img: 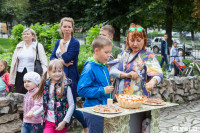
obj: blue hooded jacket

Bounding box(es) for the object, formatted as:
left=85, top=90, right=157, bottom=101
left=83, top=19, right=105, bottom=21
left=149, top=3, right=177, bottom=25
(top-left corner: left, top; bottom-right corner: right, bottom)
left=77, top=57, right=112, bottom=108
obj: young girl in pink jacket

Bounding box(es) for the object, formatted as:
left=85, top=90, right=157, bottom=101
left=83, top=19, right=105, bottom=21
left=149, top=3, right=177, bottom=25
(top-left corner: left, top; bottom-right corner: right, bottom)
left=0, top=60, right=10, bottom=97
left=21, top=72, right=43, bottom=133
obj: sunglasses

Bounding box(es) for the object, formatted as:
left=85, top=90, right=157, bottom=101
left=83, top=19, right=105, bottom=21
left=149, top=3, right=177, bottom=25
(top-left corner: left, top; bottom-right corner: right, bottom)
left=129, top=27, right=143, bottom=32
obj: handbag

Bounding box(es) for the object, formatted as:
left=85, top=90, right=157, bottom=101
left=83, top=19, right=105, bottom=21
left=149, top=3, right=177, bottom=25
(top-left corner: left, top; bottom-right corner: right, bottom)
left=34, top=43, right=43, bottom=76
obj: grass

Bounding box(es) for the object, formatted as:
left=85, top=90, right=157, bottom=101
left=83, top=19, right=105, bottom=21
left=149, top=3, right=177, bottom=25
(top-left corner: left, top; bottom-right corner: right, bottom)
left=0, top=38, right=13, bottom=49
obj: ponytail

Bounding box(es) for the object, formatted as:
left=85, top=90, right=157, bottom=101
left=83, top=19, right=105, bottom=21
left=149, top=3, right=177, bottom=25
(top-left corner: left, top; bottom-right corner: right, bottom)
left=33, top=71, right=47, bottom=100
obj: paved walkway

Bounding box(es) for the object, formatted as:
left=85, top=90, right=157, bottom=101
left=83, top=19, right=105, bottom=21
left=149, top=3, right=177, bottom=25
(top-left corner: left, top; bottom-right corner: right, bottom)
left=159, top=100, right=200, bottom=133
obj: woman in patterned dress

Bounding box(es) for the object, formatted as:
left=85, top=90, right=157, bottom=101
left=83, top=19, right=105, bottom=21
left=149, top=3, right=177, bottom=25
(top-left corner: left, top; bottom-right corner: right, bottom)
left=109, top=23, right=163, bottom=97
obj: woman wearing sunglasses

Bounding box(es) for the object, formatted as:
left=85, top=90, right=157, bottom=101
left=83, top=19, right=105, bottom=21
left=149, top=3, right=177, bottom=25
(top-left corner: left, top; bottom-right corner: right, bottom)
left=109, top=23, right=163, bottom=132
left=109, top=23, right=163, bottom=97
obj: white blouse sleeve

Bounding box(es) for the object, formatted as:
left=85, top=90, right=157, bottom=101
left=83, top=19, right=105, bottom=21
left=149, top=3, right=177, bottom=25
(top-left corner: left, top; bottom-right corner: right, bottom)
left=63, top=86, right=75, bottom=123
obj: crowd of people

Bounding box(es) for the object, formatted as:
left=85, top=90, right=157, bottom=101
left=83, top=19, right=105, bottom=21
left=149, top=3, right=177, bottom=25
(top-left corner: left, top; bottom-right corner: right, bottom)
left=0, top=16, right=185, bottom=133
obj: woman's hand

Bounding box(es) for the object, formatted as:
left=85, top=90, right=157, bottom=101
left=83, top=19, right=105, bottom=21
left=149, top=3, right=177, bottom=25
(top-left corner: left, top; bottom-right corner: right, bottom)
left=56, top=120, right=66, bottom=131
left=59, top=39, right=68, bottom=54
left=128, top=71, right=138, bottom=80
left=58, top=58, right=73, bottom=67
left=120, top=71, right=138, bottom=80
left=26, top=110, right=34, bottom=118
left=145, top=78, right=157, bottom=93
left=64, top=61, right=73, bottom=67
left=59, top=39, right=67, bottom=46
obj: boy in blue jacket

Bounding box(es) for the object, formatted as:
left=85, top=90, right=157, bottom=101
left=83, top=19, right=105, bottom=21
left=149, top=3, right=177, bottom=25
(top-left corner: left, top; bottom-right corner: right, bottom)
left=77, top=36, right=114, bottom=133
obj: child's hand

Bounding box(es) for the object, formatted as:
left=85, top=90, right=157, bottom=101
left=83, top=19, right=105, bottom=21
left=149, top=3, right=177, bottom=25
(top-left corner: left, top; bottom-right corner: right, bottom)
left=26, top=110, right=34, bottom=118
left=104, top=86, right=114, bottom=94
left=56, top=120, right=66, bottom=131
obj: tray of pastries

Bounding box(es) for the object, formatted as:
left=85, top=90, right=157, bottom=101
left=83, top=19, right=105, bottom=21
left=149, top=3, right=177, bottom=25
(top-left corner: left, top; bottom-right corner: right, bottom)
left=116, top=94, right=146, bottom=109
left=143, top=98, right=165, bottom=106
left=92, top=104, right=123, bottom=114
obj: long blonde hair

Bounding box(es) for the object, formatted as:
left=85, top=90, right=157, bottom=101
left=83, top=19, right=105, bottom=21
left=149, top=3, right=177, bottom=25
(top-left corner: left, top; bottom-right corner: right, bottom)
left=33, top=59, right=66, bottom=100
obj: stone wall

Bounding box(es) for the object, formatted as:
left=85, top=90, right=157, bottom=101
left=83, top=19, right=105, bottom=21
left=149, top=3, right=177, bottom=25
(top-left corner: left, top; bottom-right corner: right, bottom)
left=0, top=76, right=199, bottom=132
left=152, top=76, right=200, bottom=103
left=0, top=93, right=84, bottom=133
left=0, top=93, right=24, bottom=133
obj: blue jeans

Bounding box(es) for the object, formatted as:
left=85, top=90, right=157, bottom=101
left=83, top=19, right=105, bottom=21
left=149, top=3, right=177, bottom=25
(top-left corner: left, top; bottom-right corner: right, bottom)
left=73, top=109, right=87, bottom=128
left=160, top=55, right=168, bottom=67
left=83, top=112, right=104, bottom=133
left=21, top=123, right=43, bottom=133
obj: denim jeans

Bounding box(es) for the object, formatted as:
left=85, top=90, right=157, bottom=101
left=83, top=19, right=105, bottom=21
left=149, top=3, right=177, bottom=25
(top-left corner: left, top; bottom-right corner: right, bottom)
left=160, top=54, right=169, bottom=67
left=21, top=123, right=43, bottom=133
left=83, top=112, right=104, bottom=133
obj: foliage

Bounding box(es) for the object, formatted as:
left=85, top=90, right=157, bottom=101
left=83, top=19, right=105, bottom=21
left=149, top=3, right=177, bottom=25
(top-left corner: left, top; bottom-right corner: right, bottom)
left=112, top=45, right=122, bottom=58
left=30, top=23, right=60, bottom=53
left=0, top=0, right=29, bottom=27
left=192, top=0, right=200, bottom=18
left=78, top=45, right=93, bottom=75
left=11, top=24, right=25, bottom=43
left=24, top=0, right=88, bottom=26
left=0, top=52, right=13, bottom=71
left=0, top=46, right=4, bottom=54
left=86, top=24, right=101, bottom=45
left=10, top=23, right=60, bottom=54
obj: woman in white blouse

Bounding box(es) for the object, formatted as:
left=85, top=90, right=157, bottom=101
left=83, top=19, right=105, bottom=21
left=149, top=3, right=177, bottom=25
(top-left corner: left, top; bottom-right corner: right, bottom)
left=9, top=28, right=48, bottom=94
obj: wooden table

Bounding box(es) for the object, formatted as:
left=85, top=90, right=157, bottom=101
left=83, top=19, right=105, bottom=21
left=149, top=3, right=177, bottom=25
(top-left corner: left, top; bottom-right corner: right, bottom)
left=78, top=102, right=179, bottom=133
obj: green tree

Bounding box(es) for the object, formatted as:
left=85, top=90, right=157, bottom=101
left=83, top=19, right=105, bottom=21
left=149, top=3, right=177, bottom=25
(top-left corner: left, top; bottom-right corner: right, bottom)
left=0, top=0, right=29, bottom=30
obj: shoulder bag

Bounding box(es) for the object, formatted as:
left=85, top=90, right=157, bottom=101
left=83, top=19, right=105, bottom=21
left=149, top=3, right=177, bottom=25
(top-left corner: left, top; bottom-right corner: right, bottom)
left=34, top=43, right=43, bottom=76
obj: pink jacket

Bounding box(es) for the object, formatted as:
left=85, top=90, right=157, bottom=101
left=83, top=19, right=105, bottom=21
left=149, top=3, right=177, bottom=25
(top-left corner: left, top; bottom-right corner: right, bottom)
left=2, top=72, right=10, bottom=92
left=23, top=87, right=43, bottom=124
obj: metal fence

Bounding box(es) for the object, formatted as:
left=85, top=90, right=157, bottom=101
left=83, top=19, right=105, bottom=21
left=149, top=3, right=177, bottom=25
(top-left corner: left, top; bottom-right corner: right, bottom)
left=184, top=43, right=200, bottom=60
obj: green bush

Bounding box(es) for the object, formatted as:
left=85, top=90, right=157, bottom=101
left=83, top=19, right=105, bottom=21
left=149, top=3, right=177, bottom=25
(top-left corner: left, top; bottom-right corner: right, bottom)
left=30, top=23, right=60, bottom=53
left=78, top=45, right=93, bottom=75
left=0, top=52, right=13, bottom=72
left=11, top=24, right=25, bottom=43
left=0, top=46, right=4, bottom=54
left=86, top=24, right=102, bottom=45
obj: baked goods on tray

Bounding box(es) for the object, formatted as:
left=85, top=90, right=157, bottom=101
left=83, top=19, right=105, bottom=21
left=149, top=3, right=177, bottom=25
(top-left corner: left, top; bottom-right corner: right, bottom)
left=93, top=104, right=123, bottom=113
left=143, top=98, right=165, bottom=105
left=116, top=94, right=146, bottom=109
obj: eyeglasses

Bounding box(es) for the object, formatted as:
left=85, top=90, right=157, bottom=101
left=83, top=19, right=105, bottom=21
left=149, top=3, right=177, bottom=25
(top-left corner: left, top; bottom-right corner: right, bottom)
left=129, top=27, right=143, bottom=32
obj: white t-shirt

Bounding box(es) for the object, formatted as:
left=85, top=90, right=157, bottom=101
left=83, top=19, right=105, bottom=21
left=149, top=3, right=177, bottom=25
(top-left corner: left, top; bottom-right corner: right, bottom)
left=17, top=42, right=35, bottom=72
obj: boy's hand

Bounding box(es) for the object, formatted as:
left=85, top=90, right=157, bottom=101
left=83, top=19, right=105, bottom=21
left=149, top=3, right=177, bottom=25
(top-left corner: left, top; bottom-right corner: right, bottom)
left=26, top=110, right=34, bottom=118
left=104, top=86, right=114, bottom=94
left=56, top=120, right=66, bottom=130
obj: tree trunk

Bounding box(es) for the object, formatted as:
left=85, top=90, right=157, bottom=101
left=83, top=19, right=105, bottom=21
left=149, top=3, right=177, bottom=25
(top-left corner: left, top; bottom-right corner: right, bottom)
left=191, top=29, right=194, bottom=48
left=113, top=26, right=120, bottom=47
left=165, top=0, right=173, bottom=48
left=179, top=31, right=182, bottom=41
left=191, top=30, right=194, bottom=41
